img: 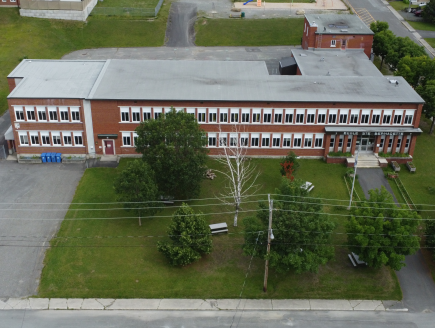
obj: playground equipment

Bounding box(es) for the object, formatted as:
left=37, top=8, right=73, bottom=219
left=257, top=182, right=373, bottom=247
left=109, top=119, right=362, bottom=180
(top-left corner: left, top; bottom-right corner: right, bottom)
left=243, top=0, right=262, bottom=6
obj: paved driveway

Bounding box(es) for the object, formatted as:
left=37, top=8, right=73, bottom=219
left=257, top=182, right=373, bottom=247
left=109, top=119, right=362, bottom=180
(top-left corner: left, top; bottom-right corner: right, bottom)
left=0, top=161, right=84, bottom=298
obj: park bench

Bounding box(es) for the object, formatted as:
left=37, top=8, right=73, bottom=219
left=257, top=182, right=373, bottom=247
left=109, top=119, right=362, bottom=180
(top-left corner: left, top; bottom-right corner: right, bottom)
left=301, top=181, right=314, bottom=193
left=209, top=222, right=228, bottom=234
left=348, top=252, right=367, bottom=267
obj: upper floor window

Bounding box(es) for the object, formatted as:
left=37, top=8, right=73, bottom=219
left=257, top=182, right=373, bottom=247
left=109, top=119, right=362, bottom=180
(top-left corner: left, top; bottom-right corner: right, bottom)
left=404, top=114, right=413, bottom=124
left=15, top=108, right=24, bottom=121
left=263, top=112, right=272, bottom=123
left=304, top=137, right=312, bottom=148
left=350, top=114, right=358, bottom=124
left=328, top=114, right=336, bottom=124
left=275, top=113, right=282, bottom=123
left=315, top=137, right=323, bottom=148
left=383, top=114, right=391, bottom=124
left=231, top=112, right=239, bottom=123
left=372, top=114, right=380, bottom=124
left=60, top=109, right=69, bottom=122
left=19, top=132, right=29, bottom=145
left=198, top=112, right=206, bottom=123
left=339, top=114, right=347, bottom=124
left=317, top=113, right=326, bottom=124
left=285, top=113, right=293, bottom=123
left=360, top=114, right=369, bottom=124
left=252, top=111, right=261, bottom=123
left=37, top=107, right=47, bottom=121
left=26, top=108, right=36, bottom=121
left=220, top=111, right=228, bottom=123
left=394, top=115, right=402, bottom=124
left=242, top=112, right=250, bottom=123
left=49, top=108, right=58, bottom=121
left=307, top=114, right=315, bottom=123
left=71, top=109, right=80, bottom=122
left=209, top=111, right=217, bottom=123
left=262, top=136, right=270, bottom=147
left=296, top=113, right=304, bottom=123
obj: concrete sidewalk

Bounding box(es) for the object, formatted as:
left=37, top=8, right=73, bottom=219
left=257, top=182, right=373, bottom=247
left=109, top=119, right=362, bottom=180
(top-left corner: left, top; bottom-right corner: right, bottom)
left=0, top=298, right=406, bottom=311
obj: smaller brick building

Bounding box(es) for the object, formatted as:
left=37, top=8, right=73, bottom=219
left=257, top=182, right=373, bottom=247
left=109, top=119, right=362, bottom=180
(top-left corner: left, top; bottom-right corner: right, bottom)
left=302, top=14, right=374, bottom=58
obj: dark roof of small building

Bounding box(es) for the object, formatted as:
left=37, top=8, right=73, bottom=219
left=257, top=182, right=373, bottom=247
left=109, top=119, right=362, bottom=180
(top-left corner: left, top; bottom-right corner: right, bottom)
left=305, top=14, right=374, bottom=35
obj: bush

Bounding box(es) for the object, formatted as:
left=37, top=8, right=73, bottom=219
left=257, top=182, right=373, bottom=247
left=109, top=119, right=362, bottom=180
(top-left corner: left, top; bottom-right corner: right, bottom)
left=328, top=151, right=352, bottom=157
left=428, top=186, right=435, bottom=194
left=425, top=219, right=435, bottom=261
left=378, top=152, right=410, bottom=158
left=279, top=151, right=300, bottom=176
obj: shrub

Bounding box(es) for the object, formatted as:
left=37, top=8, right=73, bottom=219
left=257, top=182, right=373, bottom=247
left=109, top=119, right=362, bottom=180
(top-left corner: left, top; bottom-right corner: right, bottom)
left=328, top=151, right=352, bottom=157
left=279, top=151, right=300, bottom=176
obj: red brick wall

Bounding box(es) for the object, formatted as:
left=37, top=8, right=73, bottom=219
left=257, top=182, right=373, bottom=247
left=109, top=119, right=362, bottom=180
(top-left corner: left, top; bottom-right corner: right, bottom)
left=0, top=0, right=19, bottom=6
left=302, top=17, right=318, bottom=50
left=315, top=34, right=373, bottom=57
left=7, top=78, right=16, bottom=93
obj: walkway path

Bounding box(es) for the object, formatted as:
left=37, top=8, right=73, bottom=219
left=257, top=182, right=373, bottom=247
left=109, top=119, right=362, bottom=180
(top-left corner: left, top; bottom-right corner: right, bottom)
left=165, top=2, right=197, bottom=47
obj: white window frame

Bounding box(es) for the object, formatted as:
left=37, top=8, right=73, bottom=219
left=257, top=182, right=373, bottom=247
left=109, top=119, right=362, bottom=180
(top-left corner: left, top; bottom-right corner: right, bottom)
left=19, top=132, right=29, bottom=146
left=25, top=106, right=36, bottom=121
left=41, top=132, right=50, bottom=146
left=29, top=132, right=40, bottom=146
left=274, top=109, right=283, bottom=124
left=143, top=107, right=151, bottom=121
left=154, top=108, right=163, bottom=120
left=295, top=109, right=305, bottom=124
left=306, top=109, right=315, bottom=124
left=131, top=107, right=141, bottom=123
left=47, top=106, right=58, bottom=122
left=360, top=110, right=370, bottom=124
left=317, top=109, right=327, bottom=124
left=261, top=134, right=270, bottom=147
left=208, top=133, right=217, bottom=147
left=63, top=132, right=72, bottom=146
left=272, top=134, right=281, bottom=148
left=251, top=133, right=260, bottom=147
left=241, top=109, right=250, bottom=123
left=122, top=132, right=132, bottom=147
left=252, top=109, right=261, bottom=123
left=230, top=133, right=238, bottom=147
left=285, top=109, right=294, bottom=124
left=339, top=112, right=348, bottom=124
left=331, top=40, right=336, bottom=47
left=219, top=109, right=228, bottom=123
left=73, top=132, right=83, bottom=146
left=283, top=133, right=291, bottom=147
left=186, top=108, right=195, bottom=117
left=314, top=134, right=324, bottom=148
left=350, top=110, right=359, bottom=124
left=59, top=107, right=70, bottom=122
left=133, top=132, right=138, bottom=146
left=198, top=109, right=206, bottom=123
left=230, top=109, right=239, bottom=123
left=328, top=110, right=337, bottom=124
left=240, top=133, right=249, bottom=147
left=120, top=107, right=130, bottom=122
left=52, top=132, right=61, bottom=146
left=36, top=106, right=47, bottom=122
left=404, top=110, right=414, bottom=125
left=263, top=109, right=272, bottom=123
left=293, top=134, right=302, bottom=148
left=219, top=134, right=227, bottom=147
left=304, top=135, right=313, bottom=148
left=393, top=111, right=403, bottom=125
left=14, top=106, right=25, bottom=121
left=209, top=108, right=217, bottom=123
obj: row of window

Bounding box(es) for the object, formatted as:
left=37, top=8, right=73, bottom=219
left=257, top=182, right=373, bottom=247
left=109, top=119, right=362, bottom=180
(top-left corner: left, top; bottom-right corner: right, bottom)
left=118, top=107, right=414, bottom=126
left=330, top=135, right=411, bottom=151
left=14, top=106, right=81, bottom=123
left=18, top=131, right=84, bottom=147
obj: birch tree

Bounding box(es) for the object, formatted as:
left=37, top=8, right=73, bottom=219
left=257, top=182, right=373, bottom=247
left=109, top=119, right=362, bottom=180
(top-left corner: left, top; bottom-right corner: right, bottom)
left=214, top=125, right=260, bottom=227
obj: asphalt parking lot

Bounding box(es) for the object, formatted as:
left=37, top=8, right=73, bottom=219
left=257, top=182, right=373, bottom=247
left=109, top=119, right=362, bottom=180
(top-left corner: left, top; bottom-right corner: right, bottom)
left=0, top=161, right=84, bottom=298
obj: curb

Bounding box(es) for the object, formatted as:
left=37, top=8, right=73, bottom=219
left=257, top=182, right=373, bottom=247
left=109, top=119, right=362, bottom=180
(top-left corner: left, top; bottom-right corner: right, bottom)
left=0, top=298, right=407, bottom=312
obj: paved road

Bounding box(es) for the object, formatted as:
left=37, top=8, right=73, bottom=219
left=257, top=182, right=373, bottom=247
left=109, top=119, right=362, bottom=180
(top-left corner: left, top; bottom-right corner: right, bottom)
left=165, top=2, right=197, bottom=47
left=63, top=46, right=298, bottom=75
left=1, top=310, right=434, bottom=328
left=357, top=168, right=399, bottom=202
left=0, top=161, right=84, bottom=298
left=0, top=111, right=11, bottom=159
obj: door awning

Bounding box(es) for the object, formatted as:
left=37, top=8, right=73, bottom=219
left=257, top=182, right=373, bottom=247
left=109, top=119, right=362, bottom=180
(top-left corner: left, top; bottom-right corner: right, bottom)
left=97, top=134, right=118, bottom=139
left=324, top=127, right=422, bottom=136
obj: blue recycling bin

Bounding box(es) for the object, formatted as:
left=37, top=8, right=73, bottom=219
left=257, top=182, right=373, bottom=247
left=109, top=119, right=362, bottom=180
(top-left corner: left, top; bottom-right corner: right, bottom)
left=41, top=153, right=47, bottom=163
left=51, top=153, right=57, bottom=163
left=56, top=153, right=62, bottom=163
left=46, top=152, right=52, bottom=163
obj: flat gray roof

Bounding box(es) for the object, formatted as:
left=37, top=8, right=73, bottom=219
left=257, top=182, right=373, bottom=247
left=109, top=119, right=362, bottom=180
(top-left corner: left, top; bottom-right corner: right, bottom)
left=325, top=127, right=423, bottom=134
left=291, top=49, right=383, bottom=77
left=8, top=60, right=106, bottom=99
left=8, top=59, right=424, bottom=104
left=305, top=14, right=374, bottom=35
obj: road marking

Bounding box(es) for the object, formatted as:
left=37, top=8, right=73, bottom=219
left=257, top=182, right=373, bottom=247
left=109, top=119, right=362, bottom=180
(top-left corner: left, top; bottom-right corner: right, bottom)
left=354, top=8, right=376, bottom=26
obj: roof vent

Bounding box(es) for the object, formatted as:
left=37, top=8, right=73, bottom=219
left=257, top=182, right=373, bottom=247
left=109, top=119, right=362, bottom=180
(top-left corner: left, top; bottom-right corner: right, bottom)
left=300, top=54, right=308, bottom=57
left=324, top=27, right=326, bottom=31
left=389, top=79, right=398, bottom=84
left=327, top=71, right=331, bottom=76
left=320, top=57, right=325, bottom=62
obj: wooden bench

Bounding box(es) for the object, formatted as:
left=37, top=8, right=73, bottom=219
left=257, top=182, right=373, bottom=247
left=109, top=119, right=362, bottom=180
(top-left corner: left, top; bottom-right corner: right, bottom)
left=209, top=223, right=228, bottom=234
left=348, top=254, right=357, bottom=267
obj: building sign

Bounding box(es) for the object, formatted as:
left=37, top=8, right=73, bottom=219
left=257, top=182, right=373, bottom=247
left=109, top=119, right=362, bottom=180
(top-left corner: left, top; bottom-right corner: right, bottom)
left=342, top=131, right=405, bottom=136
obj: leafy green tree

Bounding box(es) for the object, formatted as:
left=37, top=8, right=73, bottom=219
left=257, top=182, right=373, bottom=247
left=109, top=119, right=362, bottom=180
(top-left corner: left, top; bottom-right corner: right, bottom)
left=114, top=160, right=160, bottom=226
left=346, top=187, right=420, bottom=271
left=416, top=80, right=435, bottom=134
left=425, top=219, right=435, bottom=260
left=279, top=151, right=300, bottom=176
left=423, top=0, right=435, bottom=24
left=370, top=21, right=389, bottom=34
left=243, top=178, right=335, bottom=274
left=372, top=29, right=396, bottom=69
left=396, top=56, right=435, bottom=88
left=157, top=203, right=212, bottom=266
left=386, top=37, right=426, bottom=71
left=135, top=107, right=208, bottom=200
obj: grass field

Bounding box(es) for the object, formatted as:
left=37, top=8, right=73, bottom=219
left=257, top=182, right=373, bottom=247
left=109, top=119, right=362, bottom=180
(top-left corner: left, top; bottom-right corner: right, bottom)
left=195, top=18, right=304, bottom=47
left=38, top=157, right=401, bottom=300
left=425, top=38, right=435, bottom=48
left=407, top=20, right=435, bottom=31
left=389, top=1, right=418, bottom=12
left=95, top=0, right=161, bottom=8
left=0, top=5, right=170, bottom=116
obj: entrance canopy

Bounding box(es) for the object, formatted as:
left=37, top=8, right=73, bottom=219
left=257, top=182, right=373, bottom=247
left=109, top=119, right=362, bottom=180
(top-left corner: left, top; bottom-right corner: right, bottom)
left=324, top=126, right=422, bottom=136
left=4, top=126, right=14, bottom=141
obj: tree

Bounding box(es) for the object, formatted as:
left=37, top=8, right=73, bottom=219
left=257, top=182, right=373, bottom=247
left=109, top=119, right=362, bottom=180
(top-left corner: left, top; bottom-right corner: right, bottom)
left=425, top=218, right=435, bottom=261
left=370, top=21, right=389, bottom=34
left=396, top=56, right=435, bottom=88
left=279, top=151, right=300, bottom=177
left=372, top=29, right=396, bottom=69
left=416, top=80, right=435, bottom=134
left=157, top=203, right=212, bottom=266
left=423, top=0, right=435, bottom=24
left=386, top=37, right=426, bottom=71
left=346, top=187, right=420, bottom=271
left=135, top=107, right=208, bottom=200
left=113, top=160, right=160, bottom=226
left=243, top=178, right=336, bottom=274
left=214, top=125, right=260, bottom=227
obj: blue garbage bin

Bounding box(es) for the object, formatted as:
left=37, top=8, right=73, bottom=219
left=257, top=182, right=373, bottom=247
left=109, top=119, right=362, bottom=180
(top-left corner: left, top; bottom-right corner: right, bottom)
left=41, top=153, right=47, bottom=163
left=51, top=153, right=56, bottom=163
left=56, top=153, right=62, bottom=163
left=46, top=152, right=52, bottom=163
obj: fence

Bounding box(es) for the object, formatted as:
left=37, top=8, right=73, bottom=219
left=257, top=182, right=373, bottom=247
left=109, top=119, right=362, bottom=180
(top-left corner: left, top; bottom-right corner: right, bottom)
left=20, top=0, right=93, bottom=11
left=91, top=0, right=165, bottom=17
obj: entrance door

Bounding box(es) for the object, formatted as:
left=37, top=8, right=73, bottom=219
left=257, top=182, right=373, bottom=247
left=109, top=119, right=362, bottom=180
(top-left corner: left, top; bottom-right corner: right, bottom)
left=341, top=39, right=346, bottom=49
left=104, top=140, right=114, bottom=155
left=357, top=136, right=374, bottom=154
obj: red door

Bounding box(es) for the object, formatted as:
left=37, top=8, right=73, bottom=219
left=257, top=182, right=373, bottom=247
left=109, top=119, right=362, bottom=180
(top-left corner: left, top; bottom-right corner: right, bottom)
left=341, top=39, right=346, bottom=49
left=105, top=140, right=114, bottom=155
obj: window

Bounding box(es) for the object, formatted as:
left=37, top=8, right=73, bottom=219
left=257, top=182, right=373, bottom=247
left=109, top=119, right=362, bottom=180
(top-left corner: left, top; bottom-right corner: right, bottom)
left=372, top=114, right=380, bottom=124
left=396, top=137, right=402, bottom=149
left=283, top=134, right=291, bottom=147
left=30, top=133, right=39, bottom=146
left=315, top=137, right=323, bottom=148
left=15, top=107, right=24, bottom=121
left=330, top=137, right=335, bottom=148
left=230, top=135, right=238, bottom=147
left=186, top=108, right=195, bottom=116
left=71, top=110, right=80, bottom=122
left=143, top=109, right=151, bottom=121
left=131, top=108, right=140, bottom=122
left=154, top=109, right=163, bottom=120
left=241, top=112, right=250, bottom=123
left=328, top=114, right=336, bottom=124
left=394, top=115, right=402, bottom=124
left=220, top=111, right=228, bottom=123
left=404, top=115, right=413, bottom=124
left=63, top=133, right=72, bottom=145
left=19, top=133, right=29, bottom=145
left=219, top=136, right=227, bottom=147
left=285, top=113, right=293, bottom=123
left=307, top=114, right=315, bottom=123
left=198, top=112, right=206, bottom=123
left=379, top=137, right=384, bottom=149
left=388, top=138, right=393, bottom=148
left=49, top=108, right=58, bottom=121
left=274, top=113, right=282, bottom=123
left=361, top=114, right=369, bottom=124
left=74, top=135, right=83, bottom=146
left=272, top=136, right=280, bottom=147
left=240, top=134, right=249, bottom=147
left=347, top=136, right=352, bottom=148
left=209, top=111, right=217, bottom=123
left=60, top=108, right=69, bottom=122
left=339, top=114, right=347, bottom=124
left=317, top=113, right=326, bottom=124
left=37, top=107, right=47, bottom=121
left=405, top=136, right=410, bottom=148
left=296, top=113, right=304, bottom=123
left=331, top=40, right=336, bottom=47
left=41, top=133, right=50, bottom=146
left=26, top=108, right=35, bottom=121
left=251, top=135, right=259, bottom=147
left=263, top=112, right=272, bottom=123
left=122, top=133, right=131, bottom=146
left=338, top=137, right=343, bottom=148
left=252, top=110, right=261, bottom=123
left=304, top=137, right=312, bottom=148
left=262, top=136, right=270, bottom=147
left=208, top=135, right=216, bottom=147
left=350, top=114, right=358, bottom=124
left=293, top=137, right=302, bottom=147
left=231, top=112, right=239, bottom=123
left=52, top=133, right=61, bottom=145
left=383, top=114, right=391, bottom=124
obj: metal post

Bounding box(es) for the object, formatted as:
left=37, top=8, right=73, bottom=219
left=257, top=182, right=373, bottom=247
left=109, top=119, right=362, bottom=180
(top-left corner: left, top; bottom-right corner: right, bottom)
left=263, top=194, right=273, bottom=292
left=348, top=141, right=361, bottom=209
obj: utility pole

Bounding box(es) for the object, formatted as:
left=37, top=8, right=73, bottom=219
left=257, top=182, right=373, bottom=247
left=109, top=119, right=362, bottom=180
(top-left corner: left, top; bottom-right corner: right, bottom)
left=348, top=141, right=361, bottom=209
left=263, top=194, right=273, bottom=292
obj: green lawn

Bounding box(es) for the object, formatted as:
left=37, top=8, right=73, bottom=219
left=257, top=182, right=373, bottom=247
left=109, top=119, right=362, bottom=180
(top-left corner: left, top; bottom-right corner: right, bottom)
left=195, top=18, right=304, bottom=46
left=425, top=38, right=435, bottom=48
left=95, top=0, right=160, bottom=8
left=38, top=157, right=401, bottom=300
left=389, top=1, right=418, bottom=12
left=407, top=20, right=435, bottom=31
left=0, top=4, right=170, bottom=116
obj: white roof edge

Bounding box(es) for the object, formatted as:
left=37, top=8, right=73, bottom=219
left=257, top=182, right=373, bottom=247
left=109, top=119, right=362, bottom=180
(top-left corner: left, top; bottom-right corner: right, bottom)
left=87, top=59, right=110, bottom=99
